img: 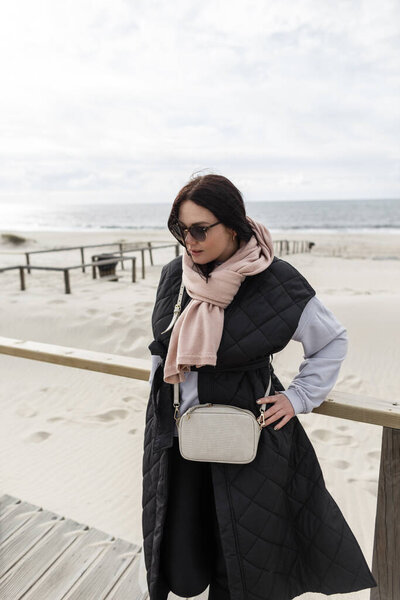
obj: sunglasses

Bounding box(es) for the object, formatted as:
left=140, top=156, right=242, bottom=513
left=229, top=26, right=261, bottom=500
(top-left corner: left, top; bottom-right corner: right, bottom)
left=170, top=221, right=222, bottom=244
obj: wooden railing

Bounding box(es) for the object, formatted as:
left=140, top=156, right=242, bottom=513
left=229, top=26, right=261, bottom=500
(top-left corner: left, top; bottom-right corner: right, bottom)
left=0, top=242, right=181, bottom=292
left=1, top=335, right=396, bottom=599
left=22, top=241, right=180, bottom=275
left=0, top=239, right=314, bottom=284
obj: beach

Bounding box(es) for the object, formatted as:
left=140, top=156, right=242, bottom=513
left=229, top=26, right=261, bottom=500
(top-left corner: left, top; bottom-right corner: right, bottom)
left=1, top=228, right=399, bottom=599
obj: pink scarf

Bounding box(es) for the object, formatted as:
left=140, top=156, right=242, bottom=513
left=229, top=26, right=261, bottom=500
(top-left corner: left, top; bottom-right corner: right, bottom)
left=163, top=216, right=274, bottom=383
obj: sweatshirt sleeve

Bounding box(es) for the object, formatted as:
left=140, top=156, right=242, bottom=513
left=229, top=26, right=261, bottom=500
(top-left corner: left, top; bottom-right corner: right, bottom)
left=280, top=296, right=348, bottom=415
left=149, top=354, right=163, bottom=385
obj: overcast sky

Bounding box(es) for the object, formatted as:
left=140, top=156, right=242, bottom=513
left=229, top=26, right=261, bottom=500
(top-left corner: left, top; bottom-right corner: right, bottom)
left=0, top=0, right=399, bottom=205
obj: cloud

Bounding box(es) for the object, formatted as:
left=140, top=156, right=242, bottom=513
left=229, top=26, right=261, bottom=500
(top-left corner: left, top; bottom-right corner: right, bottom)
left=0, top=0, right=399, bottom=204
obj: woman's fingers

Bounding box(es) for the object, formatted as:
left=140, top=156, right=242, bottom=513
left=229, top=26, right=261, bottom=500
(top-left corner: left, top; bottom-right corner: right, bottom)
left=273, top=414, right=292, bottom=431
left=261, top=408, right=285, bottom=427
left=257, top=393, right=295, bottom=429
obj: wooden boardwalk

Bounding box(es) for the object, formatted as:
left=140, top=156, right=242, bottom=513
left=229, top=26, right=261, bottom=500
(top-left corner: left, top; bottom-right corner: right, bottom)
left=0, top=494, right=148, bottom=599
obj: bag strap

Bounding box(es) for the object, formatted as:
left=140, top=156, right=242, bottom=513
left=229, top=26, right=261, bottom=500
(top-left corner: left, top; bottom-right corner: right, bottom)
left=167, top=277, right=273, bottom=425
left=173, top=377, right=271, bottom=425
left=160, top=279, right=185, bottom=335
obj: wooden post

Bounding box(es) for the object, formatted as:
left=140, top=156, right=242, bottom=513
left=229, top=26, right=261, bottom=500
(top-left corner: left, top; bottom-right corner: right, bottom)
left=370, top=426, right=400, bottom=599
left=119, top=243, right=125, bottom=270
left=175, top=243, right=180, bottom=257
left=80, top=247, right=85, bottom=273
left=148, top=242, right=154, bottom=266
left=19, top=267, right=25, bottom=291
left=91, top=255, right=97, bottom=279
left=131, top=258, right=136, bottom=283
left=140, top=248, right=145, bottom=279
left=64, top=269, right=71, bottom=294
left=25, top=253, right=31, bottom=274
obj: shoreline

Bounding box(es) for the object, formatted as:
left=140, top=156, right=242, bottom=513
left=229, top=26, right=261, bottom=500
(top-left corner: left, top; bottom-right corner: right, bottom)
left=1, top=228, right=400, bottom=258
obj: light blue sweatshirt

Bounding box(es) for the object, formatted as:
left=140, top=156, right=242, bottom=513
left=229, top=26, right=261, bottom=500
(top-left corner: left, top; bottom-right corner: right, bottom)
left=149, top=295, right=348, bottom=423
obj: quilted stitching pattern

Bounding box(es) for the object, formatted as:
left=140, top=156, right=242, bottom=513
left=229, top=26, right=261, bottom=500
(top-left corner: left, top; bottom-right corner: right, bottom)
left=142, top=256, right=376, bottom=600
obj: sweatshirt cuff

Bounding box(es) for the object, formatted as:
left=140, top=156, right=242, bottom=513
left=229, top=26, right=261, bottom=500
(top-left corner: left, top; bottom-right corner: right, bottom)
left=280, top=388, right=306, bottom=415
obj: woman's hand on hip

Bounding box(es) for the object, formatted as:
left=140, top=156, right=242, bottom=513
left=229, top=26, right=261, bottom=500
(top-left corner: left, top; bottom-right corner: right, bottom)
left=256, top=392, right=295, bottom=430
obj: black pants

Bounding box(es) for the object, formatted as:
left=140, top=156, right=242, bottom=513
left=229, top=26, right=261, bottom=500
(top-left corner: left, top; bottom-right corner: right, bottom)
left=160, top=437, right=230, bottom=599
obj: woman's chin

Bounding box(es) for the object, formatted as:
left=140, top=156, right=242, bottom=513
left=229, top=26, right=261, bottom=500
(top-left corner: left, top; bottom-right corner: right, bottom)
left=190, top=252, right=206, bottom=262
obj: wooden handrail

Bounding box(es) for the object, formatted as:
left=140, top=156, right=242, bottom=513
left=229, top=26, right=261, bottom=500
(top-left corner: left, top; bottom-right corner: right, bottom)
left=0, top=337, right=150, bottom=382
left=0, top=334, right=398, bottom=596
left=0, top=336, right=398, bottom=429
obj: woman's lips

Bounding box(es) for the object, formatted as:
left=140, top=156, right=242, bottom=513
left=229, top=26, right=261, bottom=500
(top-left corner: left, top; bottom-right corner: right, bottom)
left=190, top=250, right=202, bottom=255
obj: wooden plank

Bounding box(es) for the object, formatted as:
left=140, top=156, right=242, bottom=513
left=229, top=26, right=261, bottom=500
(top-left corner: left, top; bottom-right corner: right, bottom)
left=0, top=337, right=151, bottom=382
left=370, top=426, right=400, bottom=600
left=1, top=336, right=399, bottom=428
left=0, top=507, right=63, bottom=577
left=0, top=495, right=144, bottom=600
left=62, top=537, right=139, bottom=599
left=312, top=390, right=400, bottom=429
left=0, top=494, right=20, bottom=518
left=0, top=517, right=97, bottom=598
left=20, top=526, right=113, bottom=600
left=104, top=552, right=147, bottom=599
left=0, top=499, right=42, bottom=543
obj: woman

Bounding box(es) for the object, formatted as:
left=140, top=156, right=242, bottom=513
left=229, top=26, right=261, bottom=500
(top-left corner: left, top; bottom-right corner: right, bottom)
left=142, top=174, right=376, bottom=600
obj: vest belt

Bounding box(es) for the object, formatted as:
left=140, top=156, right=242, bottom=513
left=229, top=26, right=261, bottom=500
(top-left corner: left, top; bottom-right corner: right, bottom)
left=190, top=356, right=270, bottom=373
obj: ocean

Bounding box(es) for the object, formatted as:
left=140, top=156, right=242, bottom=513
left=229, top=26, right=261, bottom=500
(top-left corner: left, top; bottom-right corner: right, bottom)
left=0, top=198, right=399, bottom=233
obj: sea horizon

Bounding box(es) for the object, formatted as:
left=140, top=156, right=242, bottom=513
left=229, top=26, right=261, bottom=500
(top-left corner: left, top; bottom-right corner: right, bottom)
left=1, top=198, right=399, bottom=234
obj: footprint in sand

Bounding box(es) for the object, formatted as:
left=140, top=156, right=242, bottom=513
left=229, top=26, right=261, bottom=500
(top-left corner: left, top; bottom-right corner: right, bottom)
left=86, top=308, right=99, bottom=315
left=122, top=396, right=134, bottom=403
left=311, top=429, right=354, bottom=446
left=336, top=425, right=349, bottom=432
left=347, top=477, right=378, bottom=497
left=40, top=387, right=49, bottom=392
left=111, top=311, right=123, bottom=318
left=47, top=416, right=64, bottom=423
left=128, top=429, right=137, bottom=435
left=331, top=459, right=350, bottom=470
left=47, top=299, right=66, bottom=305
left=367, top=450, right=381, bottom=461
left=16, top=406, right=37, bottom=418
left=341, top=374, right=362, bottom=388
left=87, top=409, right=129, bottom=423
left=25, top=431, right=52, bottom=443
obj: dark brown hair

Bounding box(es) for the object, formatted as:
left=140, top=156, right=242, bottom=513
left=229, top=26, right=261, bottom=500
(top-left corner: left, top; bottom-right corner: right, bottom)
left=168, top=173, right=254, bottom=280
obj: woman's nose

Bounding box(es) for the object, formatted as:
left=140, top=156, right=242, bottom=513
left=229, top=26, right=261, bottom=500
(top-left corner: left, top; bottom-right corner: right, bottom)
left=185, top=230, right=197, bottom=244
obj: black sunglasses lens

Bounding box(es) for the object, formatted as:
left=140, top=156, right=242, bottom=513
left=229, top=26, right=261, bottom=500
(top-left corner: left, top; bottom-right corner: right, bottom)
left=170, top=223, right=207, bottom=243
left=190, top=226, right=206, bottom=241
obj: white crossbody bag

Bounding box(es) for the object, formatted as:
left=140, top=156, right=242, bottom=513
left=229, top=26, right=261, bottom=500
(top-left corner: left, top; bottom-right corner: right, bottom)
left=161, top=278, right=271, bottom=464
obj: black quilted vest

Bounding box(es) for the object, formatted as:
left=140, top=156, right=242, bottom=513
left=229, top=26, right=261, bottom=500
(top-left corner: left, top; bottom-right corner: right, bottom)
left=148, top=255, right=316, bottom=451
left=143, top=254, right=377, bottom=600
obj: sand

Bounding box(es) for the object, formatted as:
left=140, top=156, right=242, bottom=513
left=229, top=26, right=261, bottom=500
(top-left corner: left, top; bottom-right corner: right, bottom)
left=1, top=228, right=399, bottom=599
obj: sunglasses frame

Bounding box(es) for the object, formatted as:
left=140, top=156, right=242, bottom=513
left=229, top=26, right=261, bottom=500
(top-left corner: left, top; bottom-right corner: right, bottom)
left=171, top=221, right=222, bottom=244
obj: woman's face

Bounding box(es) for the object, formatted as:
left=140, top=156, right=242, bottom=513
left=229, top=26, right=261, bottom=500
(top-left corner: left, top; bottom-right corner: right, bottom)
left=178, top=200, right=238, bottom=264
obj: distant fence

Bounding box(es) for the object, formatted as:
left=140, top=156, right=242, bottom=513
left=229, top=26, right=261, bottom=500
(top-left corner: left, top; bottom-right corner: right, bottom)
left=0, top=239, right=315, bottom=294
